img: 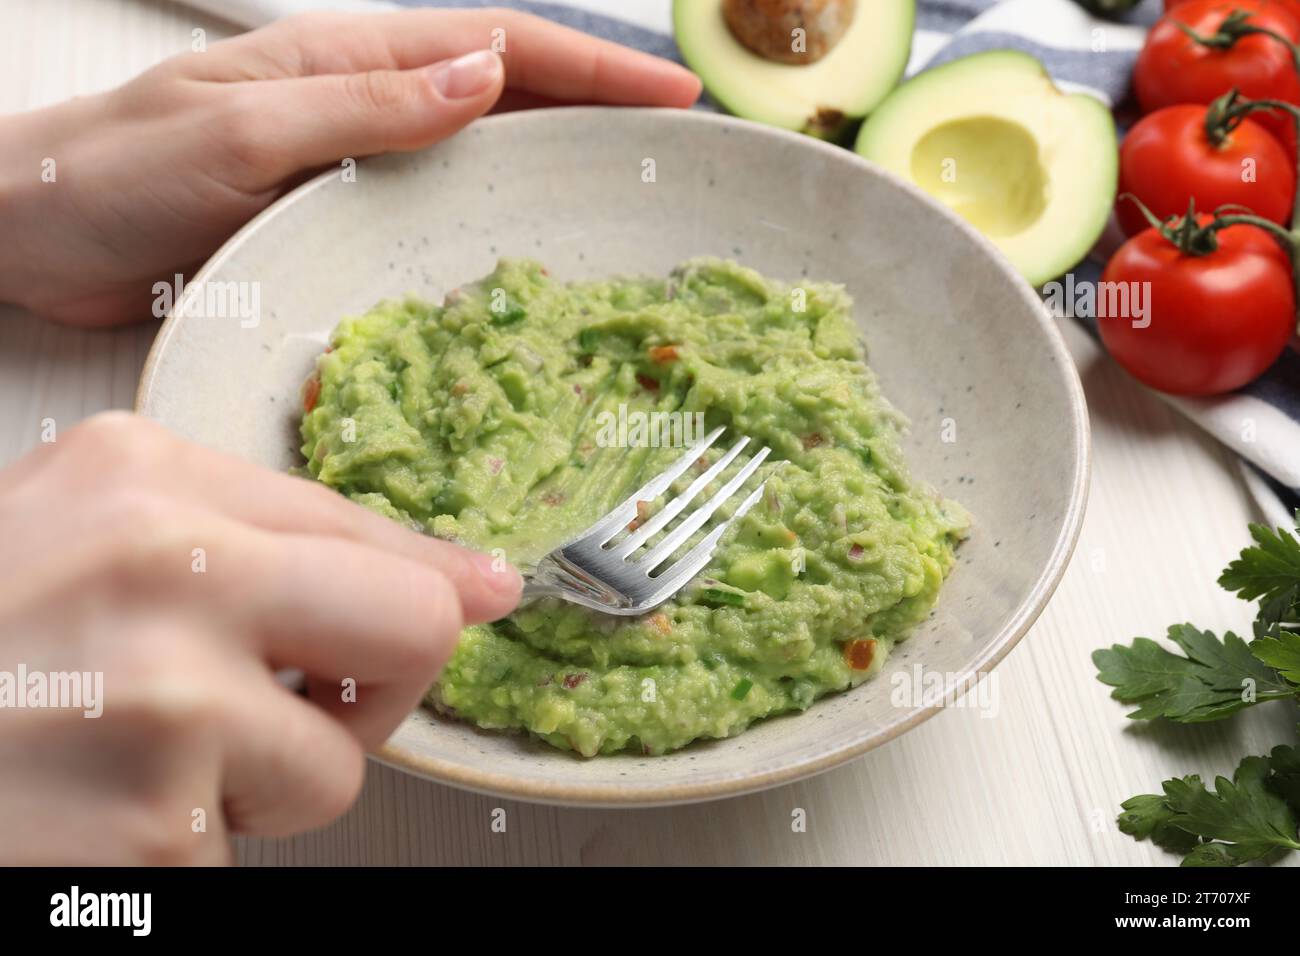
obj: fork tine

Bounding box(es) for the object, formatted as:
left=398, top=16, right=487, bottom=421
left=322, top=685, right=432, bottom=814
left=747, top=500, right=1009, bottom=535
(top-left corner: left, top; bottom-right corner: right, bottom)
left=637, top=445, right=772, bottom=573
left=576, top=425, right=725, bottom=545
left=642, top=477, right=772, bottom=602
left=610, top=434, right=750, bottom=558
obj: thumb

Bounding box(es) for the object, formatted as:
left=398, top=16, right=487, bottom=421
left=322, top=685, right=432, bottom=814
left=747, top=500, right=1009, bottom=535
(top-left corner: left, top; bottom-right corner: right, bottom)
left=244, top=49, right=504, bottom=178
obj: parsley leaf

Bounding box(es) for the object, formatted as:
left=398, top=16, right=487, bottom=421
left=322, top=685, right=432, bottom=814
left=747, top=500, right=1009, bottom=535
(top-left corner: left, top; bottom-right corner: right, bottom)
left=1180, top=841, right=1277, bottom=867
left=1268, top=744, right=1300, bottom=812
left=1092, top=624, right=1294, bottom=722
left=1219, top=513, right=1300, bottom=635
left=1164, top=756, right=1300, bottom=864
left=1250, top=631, right=1300, bottom=686
left=1100, top=517, right=1300, bottom=865
left=1117, top=794, right=1199, bottom=855
left=1119, top=748, right=1300, bottom=866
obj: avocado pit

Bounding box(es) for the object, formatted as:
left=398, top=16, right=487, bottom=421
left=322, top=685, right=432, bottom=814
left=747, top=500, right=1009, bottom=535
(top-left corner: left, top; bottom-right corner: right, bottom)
left=722, top=0, right=856, bottom=65
left=672, top=0, right=913, bottom=139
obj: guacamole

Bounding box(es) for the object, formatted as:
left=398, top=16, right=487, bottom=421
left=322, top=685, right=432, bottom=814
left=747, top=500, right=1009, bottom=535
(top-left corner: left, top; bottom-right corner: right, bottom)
left=300, top=258, right=968, bottom=756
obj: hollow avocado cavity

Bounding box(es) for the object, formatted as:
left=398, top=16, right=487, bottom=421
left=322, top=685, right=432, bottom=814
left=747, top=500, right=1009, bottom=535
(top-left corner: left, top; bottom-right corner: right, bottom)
left=855, top=50, right=1118, bottom=287
left=909, top=116, right=1049, bottom=238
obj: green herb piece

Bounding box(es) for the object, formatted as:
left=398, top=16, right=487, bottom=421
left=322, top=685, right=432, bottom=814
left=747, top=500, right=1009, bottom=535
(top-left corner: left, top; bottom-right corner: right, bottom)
left=1164, top=756, right=1300, bottom=865
left=1116, top=794, right=1200, bottom=855
left=1120, top=748, right=1300, bottom=866
left=700, top=585, right=747, bottom=609
left=1219, top=514, right=1300, bottom=635
left=1250, top=630, right=1300, bottom=685
left=1097, top=515, right=1300, bottom=865
left=490, top=303, right=527, bottom=327
left=1268, top=744, right=1300, bottom=811
left=699, top=652, right=725, bottom=671
left=1092, top=624, right=1293, bottom=722
left=731, top=678, right=753, bottom=701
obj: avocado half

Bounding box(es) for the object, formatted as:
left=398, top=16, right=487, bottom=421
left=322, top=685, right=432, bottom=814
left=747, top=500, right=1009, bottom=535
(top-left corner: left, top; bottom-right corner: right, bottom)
left=855, top=50, right=1118, bottom=287
left=673, top=0, right=915, bottom=138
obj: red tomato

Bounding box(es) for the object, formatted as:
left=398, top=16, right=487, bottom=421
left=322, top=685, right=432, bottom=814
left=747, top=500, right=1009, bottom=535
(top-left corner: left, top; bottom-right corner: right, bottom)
left=1138, top=0, right=1300, bottom=159
left=1165, top=0, right=1300, bottom=17
left=1118, top=104, right=1295, bottom=237
left=1100, top=216, right=1295, bottom=395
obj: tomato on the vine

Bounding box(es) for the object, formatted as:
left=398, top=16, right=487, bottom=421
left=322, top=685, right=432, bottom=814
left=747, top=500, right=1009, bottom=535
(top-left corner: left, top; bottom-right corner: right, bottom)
left=1100, top=214, right=1296, bottom=396
left=1138, top=0, right=1300, bottom=158
left=1164, top=0, right=1300, bottom=17
left=1117, top=102, right=1295, bottom=237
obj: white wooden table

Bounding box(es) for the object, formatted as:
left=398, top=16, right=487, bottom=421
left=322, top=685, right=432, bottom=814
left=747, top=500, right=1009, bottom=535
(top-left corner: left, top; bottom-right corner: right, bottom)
left=5, top=0, right=1296, bottom=866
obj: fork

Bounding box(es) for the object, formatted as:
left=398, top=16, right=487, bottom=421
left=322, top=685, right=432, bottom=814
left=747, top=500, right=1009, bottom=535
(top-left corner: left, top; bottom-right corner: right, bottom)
left=519, top=427, right=774, bottom=616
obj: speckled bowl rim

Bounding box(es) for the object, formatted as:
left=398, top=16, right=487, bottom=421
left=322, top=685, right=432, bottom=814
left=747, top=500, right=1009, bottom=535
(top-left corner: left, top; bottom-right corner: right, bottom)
left=137, top=107, right=1091, bottom=809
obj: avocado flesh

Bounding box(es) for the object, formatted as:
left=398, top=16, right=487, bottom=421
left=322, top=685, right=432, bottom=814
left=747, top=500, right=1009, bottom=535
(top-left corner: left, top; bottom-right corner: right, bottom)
left=855, top=50, right=1118, bottom=287
left=674, top=0, right=915, bottom=138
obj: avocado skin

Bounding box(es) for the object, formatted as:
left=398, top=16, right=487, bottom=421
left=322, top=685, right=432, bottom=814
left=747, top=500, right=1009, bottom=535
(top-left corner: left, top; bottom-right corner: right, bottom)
left=1073, top=0, right=1143, bottom=15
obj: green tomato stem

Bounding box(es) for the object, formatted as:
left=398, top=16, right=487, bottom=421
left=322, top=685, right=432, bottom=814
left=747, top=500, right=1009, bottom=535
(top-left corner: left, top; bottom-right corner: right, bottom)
left=1177, top=8, right=1300, bottom=227
left=1175, top=10, right=1300, bottom=73
left=1179, top=63, right=1300, bottom=329
left=1124, top=192, right=1300, bottom=333
left=1206, top=90, right=1300, bottom=229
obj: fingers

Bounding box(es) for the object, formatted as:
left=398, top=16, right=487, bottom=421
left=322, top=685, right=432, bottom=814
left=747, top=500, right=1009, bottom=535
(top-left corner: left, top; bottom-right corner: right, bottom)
left=219, top=671, right=366, bottom=836
left=139, top=512, right=465, bottom=745
left=201, top=470, right=519, bottom=629
left=0, top=680, right=233, bottom=864
left=471, top=12, right=702, bottom=107
left=208, top=527, right=465, bottom=697
left=230, top=530, right=467, bottom=750
left=188, top=9, right=701, bottom=108
left=228, top=50, right=505, bottom=175
left=48, top=414, right=520, bottom=625
left=237, top=479, right=521, bottom=628
left=302, top=674, right=422, bottom=752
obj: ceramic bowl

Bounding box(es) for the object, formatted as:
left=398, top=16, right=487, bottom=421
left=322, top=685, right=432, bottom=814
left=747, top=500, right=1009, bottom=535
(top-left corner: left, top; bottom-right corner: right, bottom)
left=137, top=107, right=1089, bottom=807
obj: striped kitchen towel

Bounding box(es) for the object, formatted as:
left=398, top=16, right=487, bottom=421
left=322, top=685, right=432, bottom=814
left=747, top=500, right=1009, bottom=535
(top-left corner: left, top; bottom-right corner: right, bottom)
left=170, top=0, right=1300, bottom=520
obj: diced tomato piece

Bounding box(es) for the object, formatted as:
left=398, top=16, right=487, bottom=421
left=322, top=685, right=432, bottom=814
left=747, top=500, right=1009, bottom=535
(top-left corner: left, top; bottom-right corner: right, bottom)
left=842, top=639, right=876, bottom=671
left=636, top=372, right=660, bottom=392
left=649, top=344, right=679, bottom=363
left=627, top=499, right=651, bottom=531
left=302, top=373, right=321, bottom=413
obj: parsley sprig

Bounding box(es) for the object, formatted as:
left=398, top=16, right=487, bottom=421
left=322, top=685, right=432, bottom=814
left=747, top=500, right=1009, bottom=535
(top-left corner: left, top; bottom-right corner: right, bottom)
left=1119, top=749, right=1300, bottom=866
left=1220, top=520, right=1300, bottom=637
left=1094, top=512, right=1300, bottom=866
left=1093, top=625, right=1293, bottom=721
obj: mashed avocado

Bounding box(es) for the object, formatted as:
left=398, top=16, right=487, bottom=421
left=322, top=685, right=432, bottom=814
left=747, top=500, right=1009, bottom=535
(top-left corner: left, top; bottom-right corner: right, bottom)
left=301, top=259, right=968, bottom=756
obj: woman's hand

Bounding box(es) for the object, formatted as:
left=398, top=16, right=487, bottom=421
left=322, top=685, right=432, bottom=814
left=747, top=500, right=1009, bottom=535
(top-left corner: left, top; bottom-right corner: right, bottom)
left=0, top=8, right=701, bottom=327
left=0, top=413, right=521, bottom=864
